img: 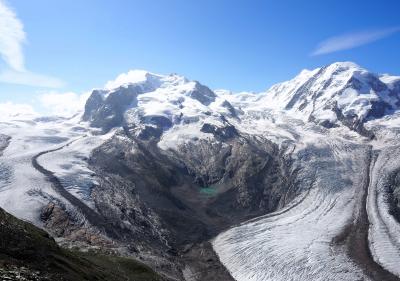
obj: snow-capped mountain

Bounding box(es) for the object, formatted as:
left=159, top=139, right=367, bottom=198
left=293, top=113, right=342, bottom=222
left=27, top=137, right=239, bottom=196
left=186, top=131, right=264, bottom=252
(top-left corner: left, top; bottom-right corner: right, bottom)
left=82, top=70, right=221, bottom=134
left=1, top=62, right=400, bottom=281
left=82, top=62, right=400, bottom=140
left=257, top=62, right=400, bottom=133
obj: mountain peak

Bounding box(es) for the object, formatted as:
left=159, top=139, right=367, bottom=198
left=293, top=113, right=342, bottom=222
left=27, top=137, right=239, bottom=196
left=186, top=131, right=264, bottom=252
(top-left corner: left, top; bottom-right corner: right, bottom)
left=259, top=62, right=400, bottom=134
left=104, top=70, right=164, bottom=90
left=82, top=68, right=218, bottom=133
left=325, top=61, right=362, bottom=70
left=296, top=62, right=363, bottom=83
left=103, top=70, right=190, bottom=91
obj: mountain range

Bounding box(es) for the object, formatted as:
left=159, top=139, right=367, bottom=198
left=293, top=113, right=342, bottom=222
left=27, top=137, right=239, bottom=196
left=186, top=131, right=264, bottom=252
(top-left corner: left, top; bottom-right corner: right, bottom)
left=1, top=62, right=400, bottom=281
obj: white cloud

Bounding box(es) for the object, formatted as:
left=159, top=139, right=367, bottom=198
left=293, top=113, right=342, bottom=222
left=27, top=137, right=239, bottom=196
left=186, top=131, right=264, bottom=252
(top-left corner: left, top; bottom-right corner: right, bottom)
left=39, top=92, right=90, bottom=117
left=0, top=0, right=64, bottom=88
left=312, top=27, right=400, bottom=56
left=0, top=101, right=38, bottom=121
left=105, top=70, right=155, bottom=90
left=0, top=0, right=25, bottom=71
left=0, top=91, right=90, bottom=120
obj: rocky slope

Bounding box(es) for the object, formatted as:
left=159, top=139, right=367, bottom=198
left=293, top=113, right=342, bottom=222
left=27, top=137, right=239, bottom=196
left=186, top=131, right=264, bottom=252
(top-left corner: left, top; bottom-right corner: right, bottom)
left=0, top=207, right=163, bottom=281
left=1, top=62, right=400, bottom=281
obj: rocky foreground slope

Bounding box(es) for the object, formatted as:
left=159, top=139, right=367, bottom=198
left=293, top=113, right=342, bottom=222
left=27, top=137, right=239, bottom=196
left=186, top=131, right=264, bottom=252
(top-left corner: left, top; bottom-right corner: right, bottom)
left=0, top=206, right=163, bottom=281
left=1, top=62, right=400, bottom=280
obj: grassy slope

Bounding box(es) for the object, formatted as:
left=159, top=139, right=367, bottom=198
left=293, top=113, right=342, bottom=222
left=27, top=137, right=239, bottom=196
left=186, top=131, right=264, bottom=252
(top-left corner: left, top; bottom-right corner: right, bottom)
left=0, top=207, right=163, bottom=281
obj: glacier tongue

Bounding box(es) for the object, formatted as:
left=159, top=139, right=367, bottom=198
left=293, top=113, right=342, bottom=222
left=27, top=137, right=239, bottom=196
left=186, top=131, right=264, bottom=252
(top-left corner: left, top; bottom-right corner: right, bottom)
left=367, top=147, right=400, bottom=277
left=0, top=116, right=111, bottom=225
left=213, top=139, right=372, bottom=281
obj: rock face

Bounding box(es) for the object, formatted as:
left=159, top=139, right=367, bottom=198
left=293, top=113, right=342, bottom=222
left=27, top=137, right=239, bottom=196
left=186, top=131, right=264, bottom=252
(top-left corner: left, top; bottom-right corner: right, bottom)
left=0, top=134, right=11, bottom=156
left=189, top=82, right=217, bottom=105
left=89, top=133, right=291, bottom=242
left=82, top=129, right=294, bottom=280
left=82, top=86, right=142, bottom=132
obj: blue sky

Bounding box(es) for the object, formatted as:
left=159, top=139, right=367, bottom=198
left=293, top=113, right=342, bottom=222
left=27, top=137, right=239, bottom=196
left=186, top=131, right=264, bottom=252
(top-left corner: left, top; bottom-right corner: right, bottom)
left=0, top=0, right=399, bottom=115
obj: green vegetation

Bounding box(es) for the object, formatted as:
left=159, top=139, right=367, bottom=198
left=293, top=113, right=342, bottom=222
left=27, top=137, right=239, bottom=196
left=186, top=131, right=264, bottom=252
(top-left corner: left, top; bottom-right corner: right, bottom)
left=0, top=207, right=163, bottom=281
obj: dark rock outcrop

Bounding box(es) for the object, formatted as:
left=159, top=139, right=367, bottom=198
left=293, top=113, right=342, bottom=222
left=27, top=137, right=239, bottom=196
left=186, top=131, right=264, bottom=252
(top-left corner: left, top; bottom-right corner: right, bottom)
left=189, top=82, right=217, bottom=106
left=82, top=86, right=143, bottom=132
left=0, top=134, right=11, bottom=156
left=200, top=123, right=238, bottom=141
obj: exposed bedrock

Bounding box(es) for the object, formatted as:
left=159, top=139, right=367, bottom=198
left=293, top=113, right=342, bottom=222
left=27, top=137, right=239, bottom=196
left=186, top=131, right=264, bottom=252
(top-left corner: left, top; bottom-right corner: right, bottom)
left=86, top=130, right=296, bottom=279
left=0, top=134, right=11, bottom=155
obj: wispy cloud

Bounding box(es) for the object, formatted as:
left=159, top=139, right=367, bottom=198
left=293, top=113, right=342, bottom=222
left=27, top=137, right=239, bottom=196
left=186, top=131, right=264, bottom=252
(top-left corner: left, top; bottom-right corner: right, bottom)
left=0, top=0, right=64, bottom=88
left=0, top=0, right=25, bottom=71
left=0, top=69, right=64, bottom=88
left=312, top=27, right=400, bottom=56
